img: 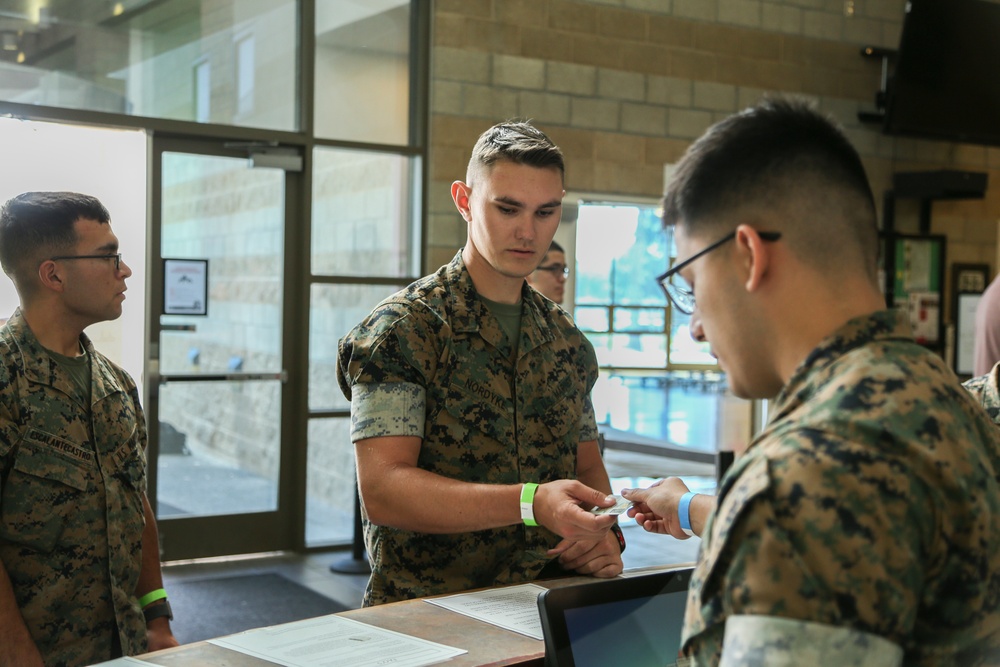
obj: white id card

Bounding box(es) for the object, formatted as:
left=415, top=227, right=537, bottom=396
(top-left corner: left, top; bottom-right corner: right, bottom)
left=590, top=494, right=631, bottom=516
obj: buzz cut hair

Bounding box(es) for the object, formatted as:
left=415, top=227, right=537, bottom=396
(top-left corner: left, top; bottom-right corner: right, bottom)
left=0, top=191, right=111, bottom=294
left=467, top=120, right=565, bottom=184
left=661, top=96, right=878, bottom=276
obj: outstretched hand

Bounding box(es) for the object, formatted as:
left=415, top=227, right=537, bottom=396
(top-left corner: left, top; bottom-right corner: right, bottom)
left=621, top=477, right=693, bottom=540
left=533, top=479, right=618, bottom=541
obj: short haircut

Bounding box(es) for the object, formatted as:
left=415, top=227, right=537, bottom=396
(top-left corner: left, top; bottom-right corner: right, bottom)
left=467, top=120, right=565, bottom=184
left=662, top=97, right=878, bottom=277
left=547, top=240, right=565, bottom=254
left=0, top=191, right=111, bottom=295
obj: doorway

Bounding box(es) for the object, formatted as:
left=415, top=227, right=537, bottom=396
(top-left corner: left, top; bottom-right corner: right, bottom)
left=146, top=137, right=305, bottom=560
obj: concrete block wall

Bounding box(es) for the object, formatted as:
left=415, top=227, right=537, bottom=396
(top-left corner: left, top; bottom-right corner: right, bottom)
left=312, top=150, right=413, bottom=276
left=427, top=0, right=1000, bottom=322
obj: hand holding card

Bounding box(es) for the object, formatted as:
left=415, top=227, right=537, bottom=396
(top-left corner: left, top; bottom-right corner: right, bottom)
left=589, top=494, right=632, bottom=516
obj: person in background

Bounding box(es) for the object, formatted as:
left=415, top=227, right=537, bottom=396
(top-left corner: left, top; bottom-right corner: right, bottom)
left=0, top=192, right=178, bottom=666
left=337, top=121, right=624, bottom=607
left=526, top=240, right=569, bottom=304
left=963, top=361, right=1000, bottom=425
left=974, top=275, right=1000, bottom=375
left=622, top=98, right=1000, bottom=665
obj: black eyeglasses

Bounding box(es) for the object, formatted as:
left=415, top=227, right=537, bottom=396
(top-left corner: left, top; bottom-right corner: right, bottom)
left=655, top=230, right=781, bottom=314
left=49, top=253, right=123, bottom=271
left=535, top=263, right=569, bottom=278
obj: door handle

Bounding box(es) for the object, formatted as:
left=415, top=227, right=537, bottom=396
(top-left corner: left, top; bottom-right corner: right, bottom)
left=157, top=371, right=288, bottom=384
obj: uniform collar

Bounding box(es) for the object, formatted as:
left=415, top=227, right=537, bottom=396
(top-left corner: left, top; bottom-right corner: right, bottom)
left=6, top=307, right=122, bottom=401
left=769, top=309, right=912, bottom=423
left=442, top=250, right=555, bottom=356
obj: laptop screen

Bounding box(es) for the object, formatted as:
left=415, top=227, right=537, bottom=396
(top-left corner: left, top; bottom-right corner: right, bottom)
left=538, top=567, right=693, bottom=667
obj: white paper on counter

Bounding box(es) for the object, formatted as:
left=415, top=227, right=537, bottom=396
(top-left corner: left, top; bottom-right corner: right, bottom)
left=425, top=583, right=546, bottom=640
left=208, top=614, right=466, bottom=667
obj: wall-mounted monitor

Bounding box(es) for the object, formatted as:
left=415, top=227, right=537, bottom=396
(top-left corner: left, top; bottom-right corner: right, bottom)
left=883, top=0, right=1000, bottom=147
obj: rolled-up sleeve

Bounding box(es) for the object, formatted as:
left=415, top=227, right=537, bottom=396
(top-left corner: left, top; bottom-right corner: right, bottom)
left=350, top=382, right=426, bottom=442
left=338, top=300, right=437, bottom=443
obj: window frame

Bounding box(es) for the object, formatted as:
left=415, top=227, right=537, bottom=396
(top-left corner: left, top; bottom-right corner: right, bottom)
left=569, top=195, right=719, bottom=373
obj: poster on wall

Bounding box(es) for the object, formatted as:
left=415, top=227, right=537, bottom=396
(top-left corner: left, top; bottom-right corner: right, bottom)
left=907, top=291, right=940, bottom=345
left=894, top=237, right=941, bottom=296
left=956, top=293, right=982, bottom=376
left=882, top=234, right=946, bottom=349
left=163, top=259, right=208, bottom=316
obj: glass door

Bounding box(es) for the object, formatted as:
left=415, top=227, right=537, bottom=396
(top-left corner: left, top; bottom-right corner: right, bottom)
left=146, top=138, right=302, bottom=560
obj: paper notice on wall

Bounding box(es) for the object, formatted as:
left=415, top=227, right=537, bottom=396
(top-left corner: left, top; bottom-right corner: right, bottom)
left=163, top=258, right=208, bottom=315
left=957, top=293, right=983, bottom=375
left=908, top=291, right=940, bottom=344
left=901, top=240, right=934, bottom=292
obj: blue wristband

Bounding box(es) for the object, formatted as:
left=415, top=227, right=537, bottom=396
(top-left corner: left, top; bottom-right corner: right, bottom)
left=678, top=492, right=698, bottom=536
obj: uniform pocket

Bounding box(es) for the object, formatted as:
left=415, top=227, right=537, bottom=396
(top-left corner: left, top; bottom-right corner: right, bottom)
left=537, top=392, right=581, bottom=439
left=516, top=381, right=582, bottom=483
left=696, top=457, right=771, bottom=605
left=442, top=390, right=514, bottom=445
left=0, top=433, right=96, bottom=553
left=520, top=376, right=582, bottom=444
left=112, top=428, right=146, bottom=490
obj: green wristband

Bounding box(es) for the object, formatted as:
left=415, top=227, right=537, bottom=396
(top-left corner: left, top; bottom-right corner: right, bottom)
left=138, top=588, right=167, bottom=608
left=520, top=483, right=539, bottom=527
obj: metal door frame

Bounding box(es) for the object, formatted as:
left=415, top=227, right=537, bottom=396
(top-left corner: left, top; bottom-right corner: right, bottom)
left=145, top=135, right=309, bottom=560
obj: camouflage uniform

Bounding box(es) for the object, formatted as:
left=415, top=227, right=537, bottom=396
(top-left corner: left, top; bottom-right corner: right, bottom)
left=0, top=309, right=148, bottom=666
left=963, top=361, right=1000, bottom=426
left=683, top=310, right=1000, bottom=666
left=337, top=251, right=599, bottom=606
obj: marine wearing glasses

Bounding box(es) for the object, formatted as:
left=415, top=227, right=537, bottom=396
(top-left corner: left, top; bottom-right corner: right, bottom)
left=626, top=98, right=1000, bottom=667
left=535, top=263, right=570, bottom=277
left=49, top=252, right=123, bottom=271
left=655, top=231, right=781, bottom=314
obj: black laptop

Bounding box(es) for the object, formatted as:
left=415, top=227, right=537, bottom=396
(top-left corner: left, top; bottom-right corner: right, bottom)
left=537, top=567, right=694, bottom=667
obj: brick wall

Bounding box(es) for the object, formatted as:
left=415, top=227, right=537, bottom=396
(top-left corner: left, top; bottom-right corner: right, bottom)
left=427, top=0, right=1000, bottom=323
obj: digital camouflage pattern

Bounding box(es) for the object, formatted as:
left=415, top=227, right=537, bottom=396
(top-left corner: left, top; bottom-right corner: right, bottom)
left=337, top=251, right=599, bottom=606
left=963, top=362, right=1000, bottom=426
left=719, top=615, right=903, bottom=666
left=0, top=308, right=148, bottom=666
left=683, top=310, right=1000, bottom=666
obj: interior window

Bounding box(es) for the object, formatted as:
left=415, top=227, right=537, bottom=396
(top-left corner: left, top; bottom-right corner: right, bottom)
left=574, top=200, right=733, bottom=449
left=574, top=201, right=715, bottom=369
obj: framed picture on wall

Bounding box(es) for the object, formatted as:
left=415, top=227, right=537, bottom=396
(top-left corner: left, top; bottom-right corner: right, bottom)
left=950, top=262, right=990, bottom=377
left=955, top=292, right=983, bottom=376
left=881, top=233, right=946, bottom=348
left=951, top=262, right=990, bottom=297
left=163, top=258, right=209, bottom=316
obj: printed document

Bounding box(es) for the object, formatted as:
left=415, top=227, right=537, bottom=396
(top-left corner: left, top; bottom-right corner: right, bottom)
left=207, top=615, right=466, bottom=667
left=425, top=583, right=546, bottom=640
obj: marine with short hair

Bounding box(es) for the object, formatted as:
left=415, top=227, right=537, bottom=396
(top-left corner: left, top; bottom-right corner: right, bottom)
left=624, top=99, right=1000, bottom=665
left=526, top=240, right=569, bottom=305
left=0, top=192, right=177, bottom=666
left=337, top=121, right=623, bottom=606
